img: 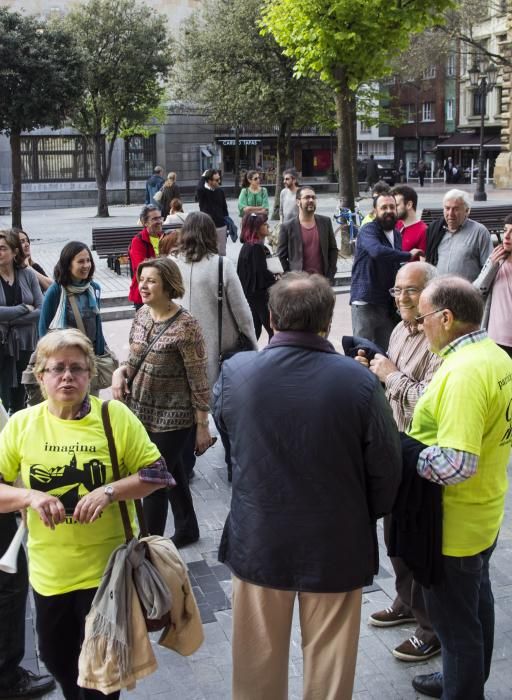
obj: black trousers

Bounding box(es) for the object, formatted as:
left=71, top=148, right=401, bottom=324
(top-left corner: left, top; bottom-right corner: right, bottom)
left=0, top=348, right=32, bottom=414
left=33, top=588, right=119, bottom=700
left=247, top=292, right=273, bottom=341
left=143, top=427, right=199, bottom=538
left=0, top=513, right=28, bottom=690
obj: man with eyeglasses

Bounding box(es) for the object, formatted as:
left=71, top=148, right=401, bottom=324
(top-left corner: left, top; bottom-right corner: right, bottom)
left=405, top=276, right=512, bottom=699
left=357, top=262, right=442, bottom=664
left=277, top=186, right=338, bottom=280
left=279, top=168, right=299, bottom=223
left=128, top=205, right=164, bottom=310
left=196, top=168, right=229, bottom=255
left=350, top=193, right=423, bottom=348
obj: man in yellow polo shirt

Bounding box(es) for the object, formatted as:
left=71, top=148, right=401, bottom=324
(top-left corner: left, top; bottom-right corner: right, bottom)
left=407, top=276, right=512, bottom=700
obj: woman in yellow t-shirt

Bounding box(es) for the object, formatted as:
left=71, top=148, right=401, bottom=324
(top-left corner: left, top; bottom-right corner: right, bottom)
left=0, top=328, right=169, bottom=700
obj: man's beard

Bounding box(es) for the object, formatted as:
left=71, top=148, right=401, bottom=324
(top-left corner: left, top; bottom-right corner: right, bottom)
left=377, top=212, right=397, bottom=230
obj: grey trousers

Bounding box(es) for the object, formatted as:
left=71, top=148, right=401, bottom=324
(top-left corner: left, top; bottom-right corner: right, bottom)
left=383, top=515, right=438, bottom=645
left=351, top=303, right=398, bottom=351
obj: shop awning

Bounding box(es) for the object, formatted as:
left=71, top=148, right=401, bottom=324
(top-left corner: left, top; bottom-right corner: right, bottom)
left=435, top=134, right=502, bottom=149
left=201, top=147, right=213, bottom=157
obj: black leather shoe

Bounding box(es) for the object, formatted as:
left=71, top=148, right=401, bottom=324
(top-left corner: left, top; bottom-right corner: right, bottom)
left=171, top=532, right=199, bottom=549
left=0, top=668, right=56, bottom=698
left=412, top=672, right=443, bottom=698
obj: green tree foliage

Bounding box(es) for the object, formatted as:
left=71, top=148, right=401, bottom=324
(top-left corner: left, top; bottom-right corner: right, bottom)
left=262, top=0, right=453, bottom=207
left=0, top=8, right=84, bottom=227
left=173, top=0, right=335, bottom=207
left=61, top=0, right=172, bottom=217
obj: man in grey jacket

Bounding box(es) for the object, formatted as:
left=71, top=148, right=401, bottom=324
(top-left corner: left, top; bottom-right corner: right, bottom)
left=214, top=272, right=401, bottom=699
left=277, top=186, right=338, bottom=280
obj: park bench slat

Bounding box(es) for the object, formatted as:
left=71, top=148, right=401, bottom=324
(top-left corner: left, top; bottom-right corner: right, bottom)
left=91, top=223, right=182, bottom=274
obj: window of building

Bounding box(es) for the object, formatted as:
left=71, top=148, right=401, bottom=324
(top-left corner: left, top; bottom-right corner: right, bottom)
left=446, top=54, right=456, bottom=77
left=422, top=65, right=436, bottom=80
left=446, top=99, right=454, bottom=121
left=360, top=121, right=371, bottom=134
left=20, top=136, right=97, bottom=182
left=127, top=135, right=157, bottom=180
left=358, top=141, right=391, bottom=157
left=473, top=91, right=485, bottom=116
left=404, top=104, right=415, bottom=123
left=421, top=102, right=435, bottom=122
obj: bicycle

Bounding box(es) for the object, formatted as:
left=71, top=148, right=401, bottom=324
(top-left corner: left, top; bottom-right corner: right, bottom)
left=333, top=202, right=364, bottom=258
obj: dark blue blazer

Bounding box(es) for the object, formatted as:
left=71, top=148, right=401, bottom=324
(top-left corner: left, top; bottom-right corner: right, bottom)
left=350, top=220, right=411, bottom=307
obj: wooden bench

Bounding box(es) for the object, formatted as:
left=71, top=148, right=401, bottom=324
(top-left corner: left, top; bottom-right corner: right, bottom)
left=91, top=224, right=182, bottom=274
left=420, top=204, right=512, bottom=244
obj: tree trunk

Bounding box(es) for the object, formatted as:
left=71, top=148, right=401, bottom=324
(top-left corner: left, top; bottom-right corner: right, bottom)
left=94, top=132, right=109, bottom=218
left=272, top=120, right=287, bottom=220
left=349, top=92, right=359, bottom=197
left=234, top=125, right=241, bottom=197
left=124, top=137, right=131, bottom=206
left=334, top=85, right=355, bottom=210
left=10, top=131, right=22, bottom=228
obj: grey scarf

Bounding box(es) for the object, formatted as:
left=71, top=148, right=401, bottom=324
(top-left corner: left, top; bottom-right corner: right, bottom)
left=83, top=538, right=171, bottom=678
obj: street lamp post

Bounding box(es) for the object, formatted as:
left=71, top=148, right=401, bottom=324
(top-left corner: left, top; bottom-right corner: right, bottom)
left=468, top=62, right=498, bottom=202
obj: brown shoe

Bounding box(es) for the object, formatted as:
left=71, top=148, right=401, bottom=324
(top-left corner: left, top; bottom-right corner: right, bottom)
left=393, top=635, right=441, bottom=661
left=368, top=607, right=415, bottom=627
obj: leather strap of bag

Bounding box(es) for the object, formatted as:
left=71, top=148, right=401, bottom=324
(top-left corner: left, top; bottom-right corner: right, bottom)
left=126, top=307, right=183, bottom=389
left=67, top=293, right=87, bottom=336
left=217, top=255, right=224, bottom=364
left=101, top=400, right=148, bottom=542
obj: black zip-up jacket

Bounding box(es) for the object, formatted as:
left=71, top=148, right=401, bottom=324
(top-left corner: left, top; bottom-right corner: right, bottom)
left=214, top=332, right=402, bottom=592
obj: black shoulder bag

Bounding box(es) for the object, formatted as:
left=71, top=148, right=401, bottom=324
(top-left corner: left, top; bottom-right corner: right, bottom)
left=217, top=256, right=253, bottom=365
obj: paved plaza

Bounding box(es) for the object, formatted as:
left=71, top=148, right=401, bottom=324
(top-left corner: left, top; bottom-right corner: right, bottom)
left=3, top=185, right=512, bottom=698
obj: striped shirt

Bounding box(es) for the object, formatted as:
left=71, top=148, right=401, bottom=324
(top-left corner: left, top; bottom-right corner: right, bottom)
left=385, top=321, right=443, bottom=431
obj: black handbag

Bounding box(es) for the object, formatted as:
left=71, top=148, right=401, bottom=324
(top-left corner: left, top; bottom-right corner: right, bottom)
left=217, top=256, right=253, bottom=364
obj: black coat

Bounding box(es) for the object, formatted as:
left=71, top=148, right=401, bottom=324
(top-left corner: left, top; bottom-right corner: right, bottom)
left=388, top=434, right=443, bottom=587
left=237, top=242, right=275, bottom=297
left=214, top=332, right=402, bottom=592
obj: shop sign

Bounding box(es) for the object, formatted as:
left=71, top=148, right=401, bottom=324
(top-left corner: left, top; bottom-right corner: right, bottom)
left=219, top=139, right=261, bottom=146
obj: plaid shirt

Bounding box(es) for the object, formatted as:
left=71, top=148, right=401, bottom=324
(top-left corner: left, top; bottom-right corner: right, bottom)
left=417, top=331, right=485, bottom=485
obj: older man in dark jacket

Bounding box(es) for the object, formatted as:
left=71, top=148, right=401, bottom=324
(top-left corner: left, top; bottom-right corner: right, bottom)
left=214, top=272, right=402, bottom=700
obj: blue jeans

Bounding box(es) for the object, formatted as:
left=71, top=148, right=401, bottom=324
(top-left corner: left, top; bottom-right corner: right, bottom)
left=423, top=538, right=497, bottom=700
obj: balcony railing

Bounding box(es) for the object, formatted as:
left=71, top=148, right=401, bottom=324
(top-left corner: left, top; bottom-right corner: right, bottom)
left=214, top=123, right=333, bottom=137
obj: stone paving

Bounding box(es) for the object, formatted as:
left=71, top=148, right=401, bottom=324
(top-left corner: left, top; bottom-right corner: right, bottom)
left=4, top=187, right=512, bottom=698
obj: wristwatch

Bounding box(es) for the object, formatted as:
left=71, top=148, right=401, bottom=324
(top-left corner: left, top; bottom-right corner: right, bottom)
left=104, top=485, right=115, bottom=502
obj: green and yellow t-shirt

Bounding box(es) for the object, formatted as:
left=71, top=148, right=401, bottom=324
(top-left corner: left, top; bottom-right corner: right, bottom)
left=0, top=397, right=160, bottom=596
left=408, top=337, right=512, bottom=556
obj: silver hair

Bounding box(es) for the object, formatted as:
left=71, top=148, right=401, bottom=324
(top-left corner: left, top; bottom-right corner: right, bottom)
left=443, top=189, right=471, bottom=209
